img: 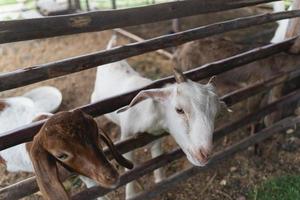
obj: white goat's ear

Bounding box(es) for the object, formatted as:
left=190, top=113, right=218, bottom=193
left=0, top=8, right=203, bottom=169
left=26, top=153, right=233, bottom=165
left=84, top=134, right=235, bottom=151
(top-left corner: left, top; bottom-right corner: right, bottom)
left=116, top=88, right=172, bottom=113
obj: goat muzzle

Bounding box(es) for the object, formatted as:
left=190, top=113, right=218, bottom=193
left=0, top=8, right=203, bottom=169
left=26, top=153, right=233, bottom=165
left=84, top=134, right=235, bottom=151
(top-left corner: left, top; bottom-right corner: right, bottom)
left=192, top=148, right=211, bottom=165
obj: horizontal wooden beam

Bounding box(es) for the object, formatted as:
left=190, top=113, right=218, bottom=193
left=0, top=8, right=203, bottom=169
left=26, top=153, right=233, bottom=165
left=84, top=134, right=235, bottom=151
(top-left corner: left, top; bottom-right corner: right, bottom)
left=73, top=115, right=300, bottom=199
left=129, top=116, right=300, bottom=200
left=215, top=88, right=300, bottom=140
left=223, top=67, right=300, bottom=106
left=0, top=39, right=297, bottom=151
left=5, top=88, right=300, bottom=199
left=0, top=177, right=38, bottom=200
left=0, top=0, right=278, bottom=44
left=114, top=28, right=173, bottom=59
left=1, top=10, right=300, bottom=92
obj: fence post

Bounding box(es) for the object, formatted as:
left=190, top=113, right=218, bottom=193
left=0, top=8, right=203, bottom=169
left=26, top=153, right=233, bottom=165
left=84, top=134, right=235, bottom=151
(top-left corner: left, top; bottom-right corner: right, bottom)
left=112, top=0, right=117, bottom=9
left=85, top=0, right=90, bottom=11
left=73, top=0, right=81, bottom=10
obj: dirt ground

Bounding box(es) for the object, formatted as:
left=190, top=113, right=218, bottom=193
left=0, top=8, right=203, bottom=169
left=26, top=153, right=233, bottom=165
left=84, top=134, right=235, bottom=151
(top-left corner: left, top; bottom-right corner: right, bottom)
left=1, top=5, right=300, bottom=200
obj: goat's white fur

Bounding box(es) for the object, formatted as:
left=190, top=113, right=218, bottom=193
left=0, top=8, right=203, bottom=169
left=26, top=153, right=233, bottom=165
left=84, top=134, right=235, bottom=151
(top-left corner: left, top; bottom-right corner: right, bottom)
left=271, top=1, right=292, bottom=43
left=91, top=35, right=222, bottom=199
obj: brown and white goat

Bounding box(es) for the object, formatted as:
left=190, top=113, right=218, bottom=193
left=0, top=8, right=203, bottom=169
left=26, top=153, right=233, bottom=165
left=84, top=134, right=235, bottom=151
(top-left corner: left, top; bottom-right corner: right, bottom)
left=1, top=110, right=133, bottom=200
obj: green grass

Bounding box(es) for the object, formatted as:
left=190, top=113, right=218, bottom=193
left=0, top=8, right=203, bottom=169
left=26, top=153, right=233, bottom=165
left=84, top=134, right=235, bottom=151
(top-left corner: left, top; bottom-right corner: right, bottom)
left=249, top=175, right=300, bottom=200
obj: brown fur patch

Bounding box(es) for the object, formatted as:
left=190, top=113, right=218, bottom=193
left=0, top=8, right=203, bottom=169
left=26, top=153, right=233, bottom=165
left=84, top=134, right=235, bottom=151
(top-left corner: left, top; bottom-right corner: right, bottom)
left=25, top=142, right=33, bottom=153
left=0, top=155, right=6, bottom=166
left=0, top=100, right=7, bottom=111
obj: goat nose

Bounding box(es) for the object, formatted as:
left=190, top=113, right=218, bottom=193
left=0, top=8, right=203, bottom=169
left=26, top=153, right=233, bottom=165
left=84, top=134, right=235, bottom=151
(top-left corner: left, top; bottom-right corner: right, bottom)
left=195, top=148, right=210, bottom=162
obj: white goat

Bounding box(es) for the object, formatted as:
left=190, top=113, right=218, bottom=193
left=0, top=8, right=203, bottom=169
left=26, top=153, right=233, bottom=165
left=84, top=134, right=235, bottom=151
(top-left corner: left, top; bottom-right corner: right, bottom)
left=91, top=35, right=224, bottom=199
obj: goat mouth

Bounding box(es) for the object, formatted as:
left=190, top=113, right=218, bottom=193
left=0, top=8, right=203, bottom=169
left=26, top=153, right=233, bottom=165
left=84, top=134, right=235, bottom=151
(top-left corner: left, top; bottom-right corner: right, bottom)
left=186, top=154, right=209, bottom=167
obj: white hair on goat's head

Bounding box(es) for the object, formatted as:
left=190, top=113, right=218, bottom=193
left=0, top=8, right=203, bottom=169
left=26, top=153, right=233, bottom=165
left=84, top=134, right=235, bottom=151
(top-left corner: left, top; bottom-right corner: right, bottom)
left=118, top=77, right=224, bottom=166
left=164, top=79, right=221, bottom=166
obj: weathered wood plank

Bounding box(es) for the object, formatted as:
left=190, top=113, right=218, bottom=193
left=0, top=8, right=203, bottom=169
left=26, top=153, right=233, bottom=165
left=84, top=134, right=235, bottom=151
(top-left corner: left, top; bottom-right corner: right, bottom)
left=0, top=39, right=298, bottom=151
left=0, top=0, right=278, bottom=44
left=1, top=11, right=300, bottom=92
left=215, top=88, right=300, bottom=140
left=114, top=28, right=173, bottom=59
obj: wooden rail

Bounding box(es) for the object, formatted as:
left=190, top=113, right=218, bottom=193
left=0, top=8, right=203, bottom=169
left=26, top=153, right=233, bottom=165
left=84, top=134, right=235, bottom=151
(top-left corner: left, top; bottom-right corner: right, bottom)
left=0, top=0, right=279, bottom=44
left=114, top=28, right=173, bottom=59
left=0, top=38, right=297, bottom=151
left=1, top=83, right=300, bottom=199
left=1, top=10, right=300, bottom=92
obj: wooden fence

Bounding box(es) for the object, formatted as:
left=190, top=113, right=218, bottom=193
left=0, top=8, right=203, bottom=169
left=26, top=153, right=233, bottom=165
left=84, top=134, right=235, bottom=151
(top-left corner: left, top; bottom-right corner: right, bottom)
left=0, top=0, right=300, bottom=199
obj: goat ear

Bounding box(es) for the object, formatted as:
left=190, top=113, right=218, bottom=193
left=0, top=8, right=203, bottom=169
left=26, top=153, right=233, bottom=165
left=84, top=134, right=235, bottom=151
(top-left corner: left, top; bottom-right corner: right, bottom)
left=207, top=76, right=217, bottom=86
left=98, top=128, right=134, bottom=169
left=29, top=135, right=69, bottom=200
left=116, top=88, right=172, bottom=113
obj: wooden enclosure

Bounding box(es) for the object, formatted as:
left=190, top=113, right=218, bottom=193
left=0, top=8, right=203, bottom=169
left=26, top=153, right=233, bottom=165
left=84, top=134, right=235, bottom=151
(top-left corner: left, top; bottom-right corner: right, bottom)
left=0, top=0, right=300, bottom=199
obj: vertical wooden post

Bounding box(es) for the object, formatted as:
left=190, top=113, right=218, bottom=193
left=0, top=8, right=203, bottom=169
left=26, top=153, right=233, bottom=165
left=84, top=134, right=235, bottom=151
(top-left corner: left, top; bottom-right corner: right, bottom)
left=172, top=18, right=181, bottom=33
left=85, top=0, right=90, bottom=11
left=69, top=0, right=81, bottom=10
left=112, top=0, right=117, bottom=9
left=74, top=0, right=81, bottom=10
left=67, top=0, right=71, bottom=9
left=286, top=0, right=300, bottom=53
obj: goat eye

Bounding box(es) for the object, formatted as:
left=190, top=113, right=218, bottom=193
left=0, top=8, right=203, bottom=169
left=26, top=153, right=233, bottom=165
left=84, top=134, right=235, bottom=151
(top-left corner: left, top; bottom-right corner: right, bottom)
left=175, top=108, right=185, bottom=115
left=56, top=153, right=68, bottom=160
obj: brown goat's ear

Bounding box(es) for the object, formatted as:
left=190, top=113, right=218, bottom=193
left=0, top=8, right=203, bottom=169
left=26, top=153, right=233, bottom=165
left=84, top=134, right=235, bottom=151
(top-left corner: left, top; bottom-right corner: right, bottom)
left=116, top=88, right=172, bottom=113
left=29, top=135, right=69, bottom=200
left=99, top=128, right=134, bottom=169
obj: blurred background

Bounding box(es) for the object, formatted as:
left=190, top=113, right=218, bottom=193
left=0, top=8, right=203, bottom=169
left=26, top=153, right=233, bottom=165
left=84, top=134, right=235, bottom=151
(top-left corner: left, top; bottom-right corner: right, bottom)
left=0, top=0, right=170, bottom=20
